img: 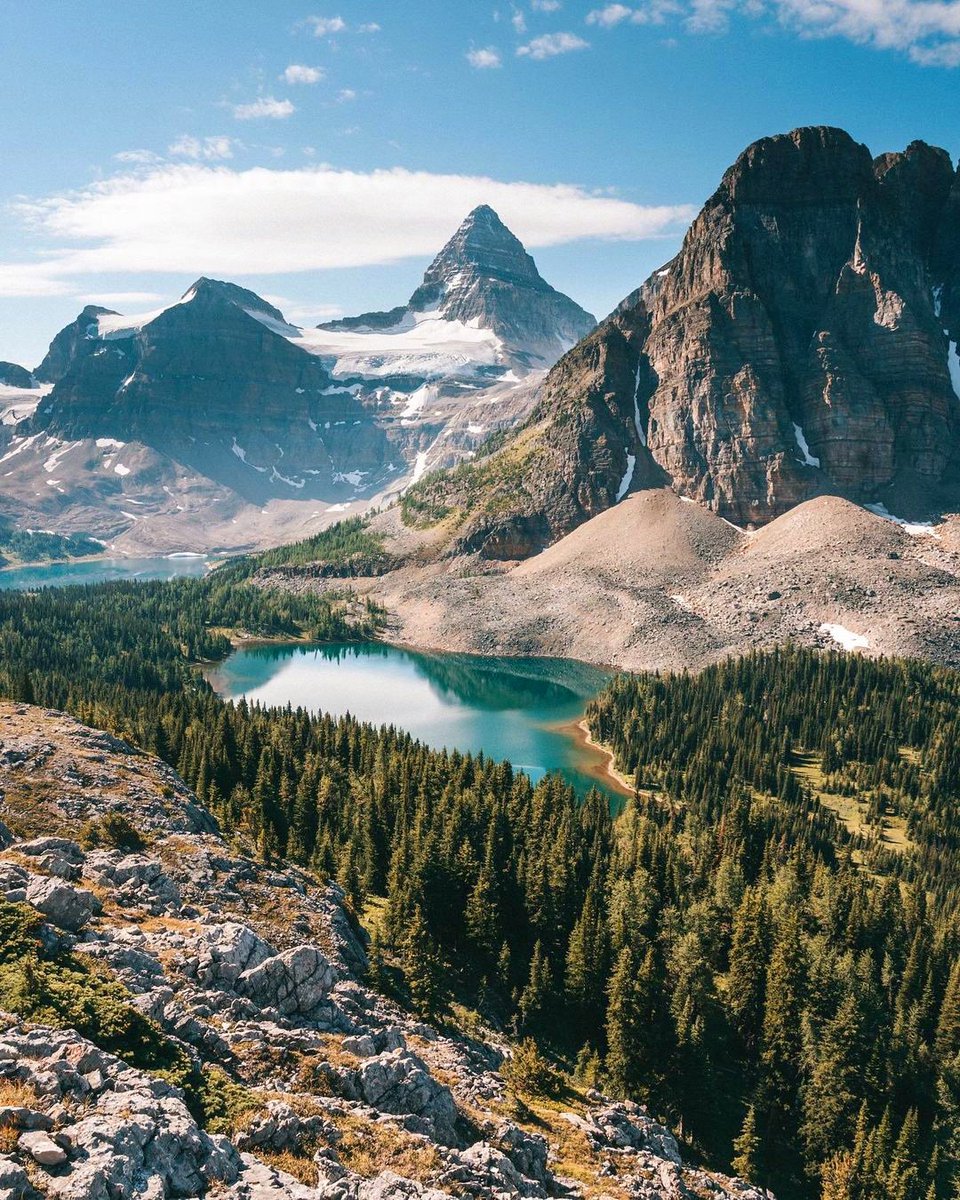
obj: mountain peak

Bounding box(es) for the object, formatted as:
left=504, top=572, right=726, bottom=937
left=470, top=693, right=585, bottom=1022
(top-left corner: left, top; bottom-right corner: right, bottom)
left=423, top=205, right=539, bottom=289
left=180, top=277, right=285, bottom=323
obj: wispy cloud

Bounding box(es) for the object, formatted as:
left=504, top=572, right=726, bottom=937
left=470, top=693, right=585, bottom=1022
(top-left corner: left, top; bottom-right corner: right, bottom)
left=232, top=97, right=296, bottom=121
left=0, top=163, right=694, bottom=295
left=305, top=15, right=346, bottom=36
left=114, top=149, right=163, bottom=166
left=168, top=135, right=236, bottom=161
left=512, top=8, right=528, bottom=33
left=532, top=0, right=563, bottom=10
left=357, top=22, right=381, bottom=33
left=467, top=46, right=504, bottom=68
left=517, top=31, right=590, bottom=57
left=336, top=88, right=357, bottom=102
left=283, top=63, right=325, bottom=85
left=587, top=4, right=635, bottom=26
left=586, top=0, right=960, bottom=66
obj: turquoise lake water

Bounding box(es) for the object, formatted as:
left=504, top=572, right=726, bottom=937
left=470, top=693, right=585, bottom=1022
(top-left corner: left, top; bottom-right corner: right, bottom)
left=0, top=556, right=214, bottom=590
left=207, top=641, right=620, bottom=797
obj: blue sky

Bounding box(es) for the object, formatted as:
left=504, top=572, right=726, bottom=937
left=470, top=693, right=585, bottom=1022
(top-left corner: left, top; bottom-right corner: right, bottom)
left=2, top=0, right=960, bottom=366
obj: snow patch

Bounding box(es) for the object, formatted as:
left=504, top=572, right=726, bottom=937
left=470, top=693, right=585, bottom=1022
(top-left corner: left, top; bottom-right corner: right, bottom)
left=249, top=308, right=504, bottom=382
left=411, top=451, right=429, bottom=484
left=616, top=453, right=636, bottom=502
left=231, top=439, right=267, bottom=473
left=792, top=423, right=820, bottom=468
left=42, top=441, right=81, bottom=473
left=864, top=502, right=940, bottom=538
left=333, top=470, right=368, bottom=488
left=819, top=623, right=869, bottom=652
left=948, top=341, right=960, bottom=401
left=114, top=463, right=131, bottom=477
left=633, top=360, right=647, bottom=447
left=96, top=438, right=125, bottom=449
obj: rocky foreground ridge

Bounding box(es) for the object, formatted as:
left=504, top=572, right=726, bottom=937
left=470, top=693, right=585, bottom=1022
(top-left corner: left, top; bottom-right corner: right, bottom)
left=0, top=703, right=769, bottom=1200
left=407, top=127, right=960, bottom=559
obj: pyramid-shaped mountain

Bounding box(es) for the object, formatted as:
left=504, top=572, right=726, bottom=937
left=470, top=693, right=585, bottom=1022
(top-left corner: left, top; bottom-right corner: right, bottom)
left=320, top=205, right=596, bottom=366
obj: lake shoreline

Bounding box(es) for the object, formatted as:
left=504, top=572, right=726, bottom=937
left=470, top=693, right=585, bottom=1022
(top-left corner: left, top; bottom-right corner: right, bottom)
left=550, top=717, right=635, bottom=798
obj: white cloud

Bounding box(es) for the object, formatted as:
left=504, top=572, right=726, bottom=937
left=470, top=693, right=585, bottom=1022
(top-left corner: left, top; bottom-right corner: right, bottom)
left=232, top=97, right=296, bottom=121
left=0, top=264, right=74, bottom=298
left=2, top=163, right=694, bottom=292
left=283, top=63, right=325, bottom=84
left=306, top=15, right=347, bottom=36
left=512, top=8, right=528, bottom=32
left=336, top=88, right=357, bottom=102
left=588, top=0, right=960, bottom=65
left=587, top=4, right=634, bottom=25
left=169, top=135, right=236, bottom=161
left=517, top=30, right=590, bottom=56
left=532, top=0, right=563, bottom=9
left=467, top=46, right=503, bottom=67
left=357, top=22, right=381, bottom=32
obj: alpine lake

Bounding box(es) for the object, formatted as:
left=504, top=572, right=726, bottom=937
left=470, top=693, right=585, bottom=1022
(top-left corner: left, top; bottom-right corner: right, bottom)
left=1, top=557, right=626, bottom=799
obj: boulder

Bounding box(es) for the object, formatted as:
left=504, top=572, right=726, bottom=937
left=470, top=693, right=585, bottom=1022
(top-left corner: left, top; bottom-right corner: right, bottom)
left=0, top=1157, right=40, bottom=1200
left=192, top=922, right=275, bottom=988
left=239, top=945, right=338, bottom=1018
left=17, top=1130, right=67, bottom=1166
left=25, top=876, right=98, bottom=931
left=0, top=1107, right=54, bottom=1132
left=17, top=838, right=84, bottom=863
left=354, top=1051, right=459, bottom=1147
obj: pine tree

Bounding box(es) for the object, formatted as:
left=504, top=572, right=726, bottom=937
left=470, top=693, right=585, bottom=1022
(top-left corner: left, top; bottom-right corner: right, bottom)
left=886, top=1109, right=921, bottom=1200
left=757, top=910, right=807, bottom=1132
left=400, top=906, right=447, bottom=1020
left=727, top=887, right=768, bottom=1051
left=518, top=941, right=554, bottom=1033
left=732, top=1104, right=761, bottom=1182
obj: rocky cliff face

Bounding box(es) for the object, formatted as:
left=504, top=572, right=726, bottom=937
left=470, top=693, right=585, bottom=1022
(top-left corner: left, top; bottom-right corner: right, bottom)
left=415, top=128, right=960, bottom=558
left=0, top=362, right=35, bottom=389
left=0, top=703, right=770, bottom=1200
left=30, top=279, right=390, bottom=505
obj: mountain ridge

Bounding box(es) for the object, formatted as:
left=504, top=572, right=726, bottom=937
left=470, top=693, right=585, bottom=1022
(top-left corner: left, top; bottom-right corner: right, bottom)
left=0, top=208, right=591, bottom=552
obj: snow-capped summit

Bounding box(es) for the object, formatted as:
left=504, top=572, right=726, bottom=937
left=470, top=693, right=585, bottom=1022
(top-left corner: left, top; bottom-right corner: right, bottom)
left=321, top=205, right=596, bottom=367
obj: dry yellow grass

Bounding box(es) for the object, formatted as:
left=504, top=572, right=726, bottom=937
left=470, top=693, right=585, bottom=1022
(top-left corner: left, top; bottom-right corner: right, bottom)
left=259, top=1149, right=318, bottom=1185
left=791, top=750, right=913, bottom=854
left=333, top=1113, right=444, bottom=1186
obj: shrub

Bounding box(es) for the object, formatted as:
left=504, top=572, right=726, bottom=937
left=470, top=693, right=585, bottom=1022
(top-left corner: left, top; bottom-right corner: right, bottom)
left=78, top=811, right=146, bottom=852
left=502, top=1038, right=563, bottom=1098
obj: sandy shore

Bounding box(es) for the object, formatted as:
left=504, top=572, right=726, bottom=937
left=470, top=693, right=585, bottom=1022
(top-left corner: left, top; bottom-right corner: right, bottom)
left=550, top=716, right=635, bottom=799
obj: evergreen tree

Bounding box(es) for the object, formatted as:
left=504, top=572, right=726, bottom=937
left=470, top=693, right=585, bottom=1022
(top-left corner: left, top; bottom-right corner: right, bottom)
left=732, top=1104, right=761, bottom=1182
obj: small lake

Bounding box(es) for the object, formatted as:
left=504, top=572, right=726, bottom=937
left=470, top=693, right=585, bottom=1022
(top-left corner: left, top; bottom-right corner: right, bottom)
left=0, top=556, right=214, bottom=590
left=207, top=641, right=623, bottom=798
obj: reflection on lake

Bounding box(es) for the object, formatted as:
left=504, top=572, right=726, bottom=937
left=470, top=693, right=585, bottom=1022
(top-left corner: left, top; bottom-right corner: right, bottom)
left=207, top=641, right=621, bottom=797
